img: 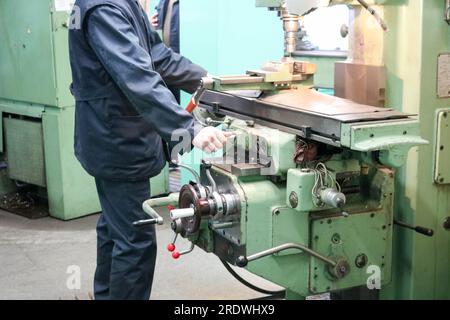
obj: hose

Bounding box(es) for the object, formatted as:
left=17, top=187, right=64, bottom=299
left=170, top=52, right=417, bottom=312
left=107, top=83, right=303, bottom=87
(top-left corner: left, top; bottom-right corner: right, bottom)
left=220, top=258, right=286, bottom=297
left=356, top=0, right=389, bottom=31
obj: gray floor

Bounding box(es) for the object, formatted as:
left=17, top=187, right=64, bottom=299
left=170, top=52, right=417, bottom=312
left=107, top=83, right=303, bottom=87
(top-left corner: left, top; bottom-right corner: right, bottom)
left=0, top=208, right=282, bottom=300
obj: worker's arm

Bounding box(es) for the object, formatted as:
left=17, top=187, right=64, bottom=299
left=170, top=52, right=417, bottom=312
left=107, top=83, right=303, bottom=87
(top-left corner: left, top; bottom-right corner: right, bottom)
left=86, top=5, right=226, bottom=153
left=149, top=26, right=206, bottom=93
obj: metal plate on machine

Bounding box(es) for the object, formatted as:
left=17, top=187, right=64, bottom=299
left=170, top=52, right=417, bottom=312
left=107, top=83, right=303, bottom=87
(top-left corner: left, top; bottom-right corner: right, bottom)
left=4, top=118, right=46, bottom=187
left=437, top=53, right=450, bottom=98
left=309, top=211, right=391, bottom=294
left=200, top=89, right=410, bottom=144
left=434, top=109, right=450, bottom=184
left=260, top=89, right=402, bottom=120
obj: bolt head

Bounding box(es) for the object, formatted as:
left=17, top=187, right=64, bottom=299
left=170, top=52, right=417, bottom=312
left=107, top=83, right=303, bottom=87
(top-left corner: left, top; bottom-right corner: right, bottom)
left=289, top=192, right=299, bottom=208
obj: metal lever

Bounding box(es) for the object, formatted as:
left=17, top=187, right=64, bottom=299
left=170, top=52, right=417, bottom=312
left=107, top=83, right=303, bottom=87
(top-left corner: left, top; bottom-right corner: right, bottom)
left=236, top=243, right=337, bottom=268
left=185, top=77, right=214, bottom=113
left=133, top=201, right=164, bottom=227
left=202, top=160, right=218, bottom=194
left=171, top=160, right=202, bottom=185
left=394, top=219, right=434, bottom=237
left=171, top=242, right=195, bottom=260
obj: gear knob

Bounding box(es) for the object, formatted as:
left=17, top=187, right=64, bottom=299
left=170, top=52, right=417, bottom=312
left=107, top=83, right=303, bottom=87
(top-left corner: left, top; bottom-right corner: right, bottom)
left=236, top=256, right=248, bottom=268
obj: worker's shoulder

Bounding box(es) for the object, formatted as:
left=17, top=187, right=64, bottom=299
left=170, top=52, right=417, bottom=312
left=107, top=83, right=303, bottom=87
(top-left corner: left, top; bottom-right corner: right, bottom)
left=74, top=0, right=138, bottom=28
left=74, top=0, right=135, bottom=15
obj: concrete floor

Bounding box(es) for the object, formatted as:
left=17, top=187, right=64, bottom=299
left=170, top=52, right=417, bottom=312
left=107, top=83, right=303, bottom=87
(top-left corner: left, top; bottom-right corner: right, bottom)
left=0, top=208, right=282, bottom=300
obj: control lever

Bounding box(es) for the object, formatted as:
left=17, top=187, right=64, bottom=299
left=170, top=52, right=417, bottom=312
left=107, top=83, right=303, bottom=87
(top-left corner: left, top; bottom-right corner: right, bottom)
left=171, top=160, right=202, bottom=185
left=167, top=217, right=196, bottom=260
left=394, top=219, right=434, bottom=237
left=133, top=200, right=164, bottom=227
left=236, top=243, right=337, bottom=268
left=186, top=77, right=214, bottom=113
left=202, top=160, right=218, bottom=194
left=167, top=236, right=195, bottom=260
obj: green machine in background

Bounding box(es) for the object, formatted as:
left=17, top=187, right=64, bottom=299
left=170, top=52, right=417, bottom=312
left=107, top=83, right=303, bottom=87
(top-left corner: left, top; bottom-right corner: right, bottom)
left=0, top=0, right=169, bottom=220
left=147, top=0, right=450, bottom=299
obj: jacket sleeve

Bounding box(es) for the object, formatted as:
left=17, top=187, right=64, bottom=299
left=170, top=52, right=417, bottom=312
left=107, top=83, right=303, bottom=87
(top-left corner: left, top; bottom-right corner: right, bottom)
left=150, top=30, right=206, bottom=93
left=85, top=5, right=200, bottom=144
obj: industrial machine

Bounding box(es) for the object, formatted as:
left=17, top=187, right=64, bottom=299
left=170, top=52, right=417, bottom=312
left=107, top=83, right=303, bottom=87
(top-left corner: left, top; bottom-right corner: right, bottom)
left=138, top=0, right=450, bottom=299
left=0, top=0, right=169, bottom=220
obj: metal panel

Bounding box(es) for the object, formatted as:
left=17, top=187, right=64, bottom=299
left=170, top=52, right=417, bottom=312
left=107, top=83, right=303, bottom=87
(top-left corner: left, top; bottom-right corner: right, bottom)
left=4, top=118, right=46, bottom=187
left=310, top=211, right=392, bottom=294
left=434, top=109, right=450, bottom=184
left=0, top=0, right=74, bottom=107
left=0, top=0, right=56, bottom=105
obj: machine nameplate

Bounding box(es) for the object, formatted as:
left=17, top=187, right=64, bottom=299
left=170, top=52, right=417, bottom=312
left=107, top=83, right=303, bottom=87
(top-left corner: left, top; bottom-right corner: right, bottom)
left=434, top=109, right=450, bottom=184
left=437, top=53, right=450, bottom=98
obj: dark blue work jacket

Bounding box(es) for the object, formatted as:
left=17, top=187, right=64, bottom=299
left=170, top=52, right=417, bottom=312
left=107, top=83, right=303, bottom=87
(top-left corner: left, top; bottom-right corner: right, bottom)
left=69, top=0, right=206, bottom=181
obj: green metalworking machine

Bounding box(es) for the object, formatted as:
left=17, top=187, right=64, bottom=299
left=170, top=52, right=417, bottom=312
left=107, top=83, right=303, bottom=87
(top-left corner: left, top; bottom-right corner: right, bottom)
left=0, top=0, right=169, bottom=220
left=140, top=0, right=450, bottom=300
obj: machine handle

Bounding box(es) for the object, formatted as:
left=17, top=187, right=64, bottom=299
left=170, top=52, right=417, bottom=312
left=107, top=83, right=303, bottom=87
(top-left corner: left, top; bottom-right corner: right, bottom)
left=171, top=243, right=195, bottom=260
left=133, top=201, right=164, bottom=227
left=394, top=219, right=434, bottom=237
left=185, top=98, right=198, bottom=114
left=171, top=160, right=202, bottom=185
left=185, top=77, right=214, bottom=113
left=236, top=243, right=337, bottom=268
left=170, top=207, right=195, bottom=220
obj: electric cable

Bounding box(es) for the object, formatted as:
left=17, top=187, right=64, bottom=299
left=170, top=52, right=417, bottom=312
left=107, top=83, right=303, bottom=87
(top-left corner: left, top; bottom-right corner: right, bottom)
left=220, top=258, right=286, bottom=296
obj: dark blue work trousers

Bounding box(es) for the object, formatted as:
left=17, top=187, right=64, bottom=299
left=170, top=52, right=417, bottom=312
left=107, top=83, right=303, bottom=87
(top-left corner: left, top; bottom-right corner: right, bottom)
left=94, top=178, right=157, bottom=300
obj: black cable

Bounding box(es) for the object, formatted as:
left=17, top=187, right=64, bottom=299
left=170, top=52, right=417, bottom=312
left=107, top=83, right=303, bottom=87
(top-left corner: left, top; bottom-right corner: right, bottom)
left=220, top=258, right=285, bottom=297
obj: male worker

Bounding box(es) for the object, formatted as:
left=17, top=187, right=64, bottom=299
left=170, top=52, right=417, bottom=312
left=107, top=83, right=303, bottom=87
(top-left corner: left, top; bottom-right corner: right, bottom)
left=68, top=0, right=231, bottom=300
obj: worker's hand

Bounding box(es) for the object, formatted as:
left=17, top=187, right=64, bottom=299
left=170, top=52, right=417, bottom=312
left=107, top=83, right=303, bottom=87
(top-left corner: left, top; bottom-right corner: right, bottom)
left=150, top=13, right=159, bottom=28
left=193, top=127, right=235, bottom=153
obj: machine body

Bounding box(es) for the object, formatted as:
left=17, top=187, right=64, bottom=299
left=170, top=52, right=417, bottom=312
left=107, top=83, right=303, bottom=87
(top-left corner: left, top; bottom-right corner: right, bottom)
left=141, top=56, right=427, bottom=297
left=142, top=0, right=450, bottom=299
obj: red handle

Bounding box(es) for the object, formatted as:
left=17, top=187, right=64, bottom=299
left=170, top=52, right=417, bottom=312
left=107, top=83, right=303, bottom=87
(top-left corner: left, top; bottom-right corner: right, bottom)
left=185, top=98, right=197, bottom=113
left=167, top=243, right=176, bottom=252
left=172, top=251, right=181, bottom=260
